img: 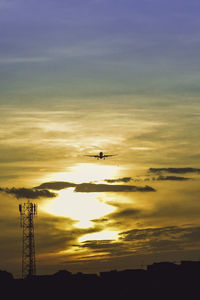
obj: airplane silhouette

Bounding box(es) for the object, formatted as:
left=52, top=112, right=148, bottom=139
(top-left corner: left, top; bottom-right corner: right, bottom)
left=85, top=151, right=116, bottom=160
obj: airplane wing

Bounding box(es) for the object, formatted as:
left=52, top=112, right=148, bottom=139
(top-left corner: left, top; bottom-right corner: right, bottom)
left=84, top=155, right=99, bottom=157
left=104, top=155, right=117, bottom=157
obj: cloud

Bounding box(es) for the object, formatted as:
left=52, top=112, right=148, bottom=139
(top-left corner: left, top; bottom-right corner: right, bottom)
left=109, top=208, right=141, bottom=219
left=156, top=175, right=191, bottom=181
left=91, top=217, right=109, bottom=223
left=0, top=57, right=50, bottom=65
left=120, top=226, right=184, bottom=242
left=37, top=215, right=77, bottom=254
left=104, top=177, right=132, bottom=183
left=78, top=240, right=133, bottom=256
left=34, top=181, right=156, bottom=193
left=74, top=183, right=156, bottom=193
left=29, top=212, right=103, bottom=259
left=35, top=182, right=76, bottom=190
left=128, top=175, right=191, bottom=182
left=96, top=208, right=144, bottom=229
left=0, top=187, right=57, bottom=199
left=149, top=168, right=200, bottom=174
left=38, top=221, right=102, bottom=256
left=118, top=225, right=200, bottom=253
left=77, top=226, right=200, bottom=259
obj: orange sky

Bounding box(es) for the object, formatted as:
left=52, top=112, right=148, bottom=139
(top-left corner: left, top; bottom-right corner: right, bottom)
left=0, top=100, right=200, bottom=277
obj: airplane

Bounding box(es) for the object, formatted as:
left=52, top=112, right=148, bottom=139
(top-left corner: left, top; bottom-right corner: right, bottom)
left=85, top=151, right=116, bottom=160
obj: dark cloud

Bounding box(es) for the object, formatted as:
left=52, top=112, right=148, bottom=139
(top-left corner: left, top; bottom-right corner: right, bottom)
left=149, top=168, right=200, bottom=174
left=74, top=183, right=156, bottom=193
left=76, top=226, right=200, bottom=259
left=79, top=240, right=120, bottom=250
left=35, top=182, right=76, bottom=190
left=120, top=175, right=192, bottom=183
left=111, top=225, right=200, bottom=254
left=0, top=187, right=57, bottom=199
left=35, top=181, right=155, bottom=193
left=104, top=177, right=132, bottom=183
left=156, top=175, right=191, bottom=181
left=90, top=208, right=143, bottom=228
left=120, top=226, right=184, bottom=242
left=91, top=218, right=109, bottom=223
left=126, top=175, right=191, bottom=182
left=109, top=209, right=141, bottom=219
left=77, top=240, right=134, bottom=257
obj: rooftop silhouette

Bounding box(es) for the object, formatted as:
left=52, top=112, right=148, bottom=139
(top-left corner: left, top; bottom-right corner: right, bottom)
left=1, top=260, right=200, bottom=299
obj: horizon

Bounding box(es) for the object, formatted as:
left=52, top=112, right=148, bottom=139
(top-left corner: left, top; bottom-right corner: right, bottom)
left=2, top=259, right=200, bottom=279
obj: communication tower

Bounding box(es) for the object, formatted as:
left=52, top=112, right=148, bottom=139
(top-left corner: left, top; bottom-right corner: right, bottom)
left=19, top=200, right=37, bottom=278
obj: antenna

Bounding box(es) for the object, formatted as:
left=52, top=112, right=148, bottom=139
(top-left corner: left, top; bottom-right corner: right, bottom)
left=19, top=200, right=37, bottom=279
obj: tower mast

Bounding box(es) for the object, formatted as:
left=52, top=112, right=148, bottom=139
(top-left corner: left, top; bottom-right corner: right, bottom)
left=19, top=200, right=37, bottom=278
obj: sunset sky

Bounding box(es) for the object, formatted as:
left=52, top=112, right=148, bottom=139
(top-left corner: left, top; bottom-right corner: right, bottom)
left=0, top=0, right=200, bottom=278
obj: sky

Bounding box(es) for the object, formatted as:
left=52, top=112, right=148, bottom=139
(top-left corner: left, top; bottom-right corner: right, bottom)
left=0, top=0, right=200, bottom=277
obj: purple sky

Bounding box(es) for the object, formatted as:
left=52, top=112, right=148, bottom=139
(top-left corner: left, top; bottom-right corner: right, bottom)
left=0, top=0, right=200, bottom=104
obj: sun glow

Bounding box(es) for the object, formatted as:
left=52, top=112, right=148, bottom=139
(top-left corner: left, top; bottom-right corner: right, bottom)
left=79, top=231, right=118, bottom=243
left=43, top=163, right=119, bottom=184
left=40, top=188, right=115, bottom=228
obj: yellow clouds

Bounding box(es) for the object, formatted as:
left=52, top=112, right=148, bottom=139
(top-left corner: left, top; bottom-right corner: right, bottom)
left=0, top=103, right=162, bottom=186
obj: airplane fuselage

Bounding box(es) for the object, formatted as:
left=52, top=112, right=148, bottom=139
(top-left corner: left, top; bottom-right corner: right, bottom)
left=85, top=152, right=115, bottom=160
left=99, top=152, right=104, bottom=159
